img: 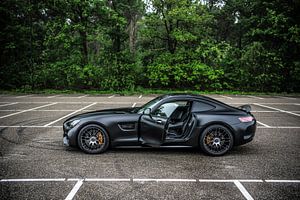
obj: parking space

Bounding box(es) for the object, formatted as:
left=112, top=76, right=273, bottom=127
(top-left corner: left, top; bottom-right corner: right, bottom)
left=243, top=182, right=300, bottom=200
left=0, top=181, right=75, bottom=200
left=254, top=112, right=300, bottom=127
left=0, top=94, right=299, bottom=199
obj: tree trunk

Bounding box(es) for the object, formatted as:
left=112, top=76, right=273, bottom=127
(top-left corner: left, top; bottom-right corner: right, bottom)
left=79, top=30, right=88, bottom=65
left=128, top=14, right=138, bottom=53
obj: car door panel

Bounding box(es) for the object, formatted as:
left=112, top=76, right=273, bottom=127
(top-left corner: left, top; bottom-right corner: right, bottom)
left=139, top=115, right=166, bottom=146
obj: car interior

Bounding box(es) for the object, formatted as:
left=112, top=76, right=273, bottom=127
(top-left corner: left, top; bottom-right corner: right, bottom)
left=165, top=101, right=194, bottom=139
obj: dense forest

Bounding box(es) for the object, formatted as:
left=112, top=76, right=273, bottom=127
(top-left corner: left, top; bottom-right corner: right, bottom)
left=1, top=0, right=299, bottom=92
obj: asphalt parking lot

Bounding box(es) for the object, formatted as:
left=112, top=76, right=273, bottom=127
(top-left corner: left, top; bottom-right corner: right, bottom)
left=0, top=94, right=299, bottom=200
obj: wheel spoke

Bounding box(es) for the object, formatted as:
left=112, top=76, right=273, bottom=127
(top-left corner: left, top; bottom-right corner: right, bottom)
left=204, top=126, right=232, bottom=154
left=80, top=126, right=105, bottom=151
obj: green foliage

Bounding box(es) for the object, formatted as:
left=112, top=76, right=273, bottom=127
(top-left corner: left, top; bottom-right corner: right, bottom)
left=0, top=0, right=299, bottom=92
left=148, top=62, right=224, bottom=90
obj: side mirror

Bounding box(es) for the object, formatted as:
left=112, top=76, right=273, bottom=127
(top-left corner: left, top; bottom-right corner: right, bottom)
left=143, top=108, right=151, bottom=115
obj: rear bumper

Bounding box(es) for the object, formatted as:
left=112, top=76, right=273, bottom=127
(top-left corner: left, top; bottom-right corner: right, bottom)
left=233, top=120, right=256, bottom=146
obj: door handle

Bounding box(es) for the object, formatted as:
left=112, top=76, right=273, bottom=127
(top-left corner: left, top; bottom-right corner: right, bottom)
left=156, top=120, right=163, bottom=124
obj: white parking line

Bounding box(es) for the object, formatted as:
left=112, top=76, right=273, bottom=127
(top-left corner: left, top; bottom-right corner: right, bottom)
left=0, top=101, right=133, bottom=104
left=265, top=180, right=300, bottom=183
left=132, top=103, right=136, bottom=107
left=47, top=95, right=61, bottom=98
left=43, top=103, right=97, bottom=127
left=234, top=180, right=254, bottom=200
left=275, top=96, right=296, bottom=100
left=247, top=95, right=264, bottom=99
left=77, top=95, right=88, bottom=98
left=85, top=178, right=130, bottom=182
left=0, top=125, right=299, bottom=129
left=15, top=94, right=34, bottom=98
left=0, top=109, right=77, bottom=112
left=254, top=103, right=300, bottom=117
left=219, top=95, right=233, bottom=99
left=0, top=103, right=57, bottom=119
left=0, top=126, right=61, bottom=128
left=133, top=178, right=197, bottom=182
left=1, top=101, right=298, bottom=105
left=259, top=126, right=300, bottom=129
left=108, top=95, right=115, bottom=98
left=139, top=95, right=143, bottom=99
left=65, top=179, right=83, bottom=200
left=1, top=178, right=299, bottom=183
left=256, top=121, right=271, bottom=128
left=0, top=178, right=65, bottom=182
left=0, top=102, right=18, bottom=107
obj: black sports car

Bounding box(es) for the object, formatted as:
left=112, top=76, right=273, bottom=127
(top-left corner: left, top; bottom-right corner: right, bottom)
left=63, top=94, right=256, bottom=156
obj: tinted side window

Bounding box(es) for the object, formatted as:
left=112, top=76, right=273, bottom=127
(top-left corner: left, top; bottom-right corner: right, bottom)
left=192, top=101, right=215, bottom=112
left=153, top=101, right=188, bottom=118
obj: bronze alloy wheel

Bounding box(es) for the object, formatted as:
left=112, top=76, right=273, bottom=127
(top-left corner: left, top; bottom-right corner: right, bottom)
left=200, top=125, right=233, bottom=156
left=77, top=124, right=109, bottom=154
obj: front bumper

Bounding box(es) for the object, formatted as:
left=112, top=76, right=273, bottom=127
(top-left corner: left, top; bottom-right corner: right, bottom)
left=63, top=136, right=69, bottom=146
left=63, top=122, right=78, bottom=147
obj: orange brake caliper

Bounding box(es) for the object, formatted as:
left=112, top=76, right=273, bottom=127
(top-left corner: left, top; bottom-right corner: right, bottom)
left=98, top=132, right=104, bottom=144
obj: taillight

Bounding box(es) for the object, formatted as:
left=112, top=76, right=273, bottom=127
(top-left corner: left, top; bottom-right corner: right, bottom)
left=239, top=116, right=254, bottom=122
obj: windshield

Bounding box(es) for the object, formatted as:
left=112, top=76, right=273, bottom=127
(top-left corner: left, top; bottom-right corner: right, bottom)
left=136, top=96, right=163, bottom=114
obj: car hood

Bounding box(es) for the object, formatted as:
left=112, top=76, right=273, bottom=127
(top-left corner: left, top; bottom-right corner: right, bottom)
left=65, top=107, right=138, bottom=122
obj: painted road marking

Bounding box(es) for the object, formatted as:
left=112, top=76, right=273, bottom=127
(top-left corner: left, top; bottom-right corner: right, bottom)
left=0, top=101, right=133, bottom=104
left=133, top=178, right=197, bottom=182
left=257, top=126, right=300, bottom=129
left=219, top=95, right=233, bottom=99
left=139, top=95, right=143, bottom=99
left=43, top=103, right=96, bottom=127
left=0, top=103, right=57, bottom=119
left=47, top=95, right=61, bottom=98
left=275, top=96, right=296, bottom=100
left=85, top=178, right=131, bottom=182
left=256, top=121, right=271, bottom=128
left=0, top=109, right=78, bottom=112
left=0, top=125, right=299, bottom=129
left=15, top=94, right=34, bottom=98
left=65, top=179, right=84, bottom=200
left=132, top=103, right=136, bottom=107
left=0, top=102, right=299, bottom=105
left=254, top=103, right=300, bottom=117
left=77, top=95, right=88, bottom=98
left=0, top=102, right=18, bottom=107
left=247, top=95, right=264, bottom=99
left=108, top=95, right=115, bottom=98
left=1, top=109, right=299, bottom=113
left=0, top=178, right=65, bottom=182
left=234, top=180, right=254, bottom=200
left=265, top=180, right=300, bottom=183
left=1, top=178, right=298, bottom=183
left=0, top=126, right=61, bottom=128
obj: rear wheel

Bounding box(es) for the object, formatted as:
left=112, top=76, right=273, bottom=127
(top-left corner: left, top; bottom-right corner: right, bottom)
left=77, top=124, right=109, bottom=154
left=199, top=125, right=233, bottom=156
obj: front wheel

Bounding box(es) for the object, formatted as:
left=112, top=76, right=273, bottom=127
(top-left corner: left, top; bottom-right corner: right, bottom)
left=199, top=125, right=233, bottom=156
left=77, top=124, right=109, bottom=154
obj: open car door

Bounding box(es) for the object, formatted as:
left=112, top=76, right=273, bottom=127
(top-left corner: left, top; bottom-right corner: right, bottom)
left=139, top=101, right=189, bottom=146
left=139, top=113, right=166, bottom=146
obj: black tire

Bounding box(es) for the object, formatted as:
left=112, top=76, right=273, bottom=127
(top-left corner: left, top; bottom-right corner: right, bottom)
left=77, top=124, right=109, bottom=154
left=199, top=124, right=233, bottom=156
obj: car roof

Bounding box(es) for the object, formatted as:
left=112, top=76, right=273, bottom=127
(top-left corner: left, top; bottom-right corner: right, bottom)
left=160, top=93, right=232, bottom=108
left=161, top=93, right=216, bottom=101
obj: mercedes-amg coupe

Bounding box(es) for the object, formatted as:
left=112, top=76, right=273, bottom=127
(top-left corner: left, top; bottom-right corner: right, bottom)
left=63, top=94, right=256, bottom=156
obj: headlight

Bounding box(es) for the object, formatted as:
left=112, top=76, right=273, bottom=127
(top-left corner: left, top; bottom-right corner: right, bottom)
left=70, top=119, right=80, bottom=128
